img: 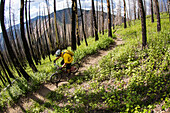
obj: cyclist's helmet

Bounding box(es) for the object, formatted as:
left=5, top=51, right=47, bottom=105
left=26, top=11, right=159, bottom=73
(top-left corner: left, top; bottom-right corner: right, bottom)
left=55, top=49, right=61, bottom=57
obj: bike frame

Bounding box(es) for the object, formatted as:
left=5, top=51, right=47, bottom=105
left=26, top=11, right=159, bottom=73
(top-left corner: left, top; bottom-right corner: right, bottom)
left=54, top=62, right=79, bottom=74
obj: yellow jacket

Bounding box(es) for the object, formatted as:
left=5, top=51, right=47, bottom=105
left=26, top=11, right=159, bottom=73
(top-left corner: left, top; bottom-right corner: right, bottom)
left=61, top=51, right=73, bottom=64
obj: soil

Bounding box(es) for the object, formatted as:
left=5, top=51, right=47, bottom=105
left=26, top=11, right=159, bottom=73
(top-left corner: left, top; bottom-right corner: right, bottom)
left=5, top=38, right=168, bottom=113
left=5, top=38, right=123, bottom=113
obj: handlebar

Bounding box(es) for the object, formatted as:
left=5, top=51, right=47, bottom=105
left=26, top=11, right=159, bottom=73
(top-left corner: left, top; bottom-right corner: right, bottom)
left=54, top=63, right=63, bottom=70
left=54, top=63, right=59, bottom=68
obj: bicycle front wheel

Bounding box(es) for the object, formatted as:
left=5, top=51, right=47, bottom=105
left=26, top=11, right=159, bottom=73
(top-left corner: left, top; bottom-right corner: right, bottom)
left=71, top=63, right=80, bottom=74
left=50, top=72, right=62, bottom=84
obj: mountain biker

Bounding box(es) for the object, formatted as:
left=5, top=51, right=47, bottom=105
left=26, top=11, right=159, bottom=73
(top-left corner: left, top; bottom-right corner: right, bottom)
left=53, top=49, right=74, bottom=76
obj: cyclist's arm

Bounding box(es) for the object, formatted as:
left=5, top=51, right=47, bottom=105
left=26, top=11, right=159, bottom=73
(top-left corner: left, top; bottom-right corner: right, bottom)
left=61, top=63, right=66, bottom=68
left=54, top=56, right=60, bottom=63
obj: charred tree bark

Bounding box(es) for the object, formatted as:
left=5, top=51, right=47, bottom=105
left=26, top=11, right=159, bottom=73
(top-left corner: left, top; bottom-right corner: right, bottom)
left=9, top=0, right=19, bottom=58
left=12, top=21, right=26, bottom=67
left=92, top=0, right=99, bottom=41
left=75, top=0, right=81, bottom=46
left=39, top=9, right=45, bottom=60
left=45, top=0, right=54, bottom=51
left=79, top=0, right=88, bottom=46
left=133, top=0, right=137, bottom=24
left=20, top=0, right=38, bottom=72
left=107, top=0, right=112, bottom=37
left=123, top=0, right=127, bottom=28
left=0, top=61, right=12, bottom=85
left=25, top=0, right=38, bottom=65
left=54, top=0, right=60, bottom=49
left=154, top=0, right=161, bottom=32
left=44, top=8, right=51, bottom=61
left=111, top=0, right=115, bottom=29
left=71, top=0, right=77, bottom=50
left=0, top=51, right=15, bottom=79
left=101, top=0, right=104, bottom=34
left=90, top=10, right=94, bottom=37
left=128, top=0, right=131, bottom=26
left=63, top=11, right=67, bottom=48
left=35, top=18, right=41, bottom=64
left=0, top=0, right=31, bottom=81
left=151, top=0, right=154, bottom=22
left=28, top=0, right=39, bottom=64
left=84, top=8, right=88, bottom=37
left=0, top=72, right=6, bottom=86
left=138, top=0, right=147, bottom=49
left=96, top=1, right=99, bottom=32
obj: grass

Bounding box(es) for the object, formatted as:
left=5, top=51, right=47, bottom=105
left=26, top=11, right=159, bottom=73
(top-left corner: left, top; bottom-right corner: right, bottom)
left=0, top=31, right=115, bottom=112
left=26, top=13, right=170, bottom=112
left=0, top=13, right=169, bottom=112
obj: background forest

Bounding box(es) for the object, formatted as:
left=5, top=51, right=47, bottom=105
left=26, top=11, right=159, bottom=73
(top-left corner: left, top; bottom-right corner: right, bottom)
left=0, top=0, right=170, bottom=112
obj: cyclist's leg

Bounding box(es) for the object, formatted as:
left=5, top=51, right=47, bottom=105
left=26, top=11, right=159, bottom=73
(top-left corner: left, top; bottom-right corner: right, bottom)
left=61, top=59, right=64, bottom=65
left=66, top=63, right=71, bottom=76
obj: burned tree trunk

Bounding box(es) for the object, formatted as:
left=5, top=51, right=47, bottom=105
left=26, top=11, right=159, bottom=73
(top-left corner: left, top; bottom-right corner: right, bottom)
left=154, top=0, right=161, bottom=32
left=138, top=0, right=147, bottom=49
left=151, top=0, right=154, bottom=22
left=0, top=0, right=31, bottom=81
left=54, top=0, right=60, bottom=49
left=111, top=0, right=115, bottom=29
left=101, top=0, right=104, bottom=34
left=123, top=0, right=127, bottom=28
left=107, top=0, right=112, bottom=37
left=75, top=0, right=81, bottom=46
left=71, top=0, right=77, bottom=50
left=25, top=0, right=38, bottom=65
left=45, top=0, right=54, bottom=51
left=79, top=0, right=88, bottom=46
left=0, top=51, right=15, bottom=79
left=20, top=0, right=38, bottom=72
left=92, top=0, right=99, bottom=41
left=43, top=10, right=51, bottom=61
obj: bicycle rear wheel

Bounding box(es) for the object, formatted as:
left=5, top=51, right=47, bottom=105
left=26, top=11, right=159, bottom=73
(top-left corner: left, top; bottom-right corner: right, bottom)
left=71, top=63, right=80, bottom=74
left=50, top=72, right=62, bottom=83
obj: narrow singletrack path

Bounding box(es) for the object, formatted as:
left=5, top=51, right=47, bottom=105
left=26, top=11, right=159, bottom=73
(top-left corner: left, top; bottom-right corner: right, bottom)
left=6, top=38, right=124, bottom=113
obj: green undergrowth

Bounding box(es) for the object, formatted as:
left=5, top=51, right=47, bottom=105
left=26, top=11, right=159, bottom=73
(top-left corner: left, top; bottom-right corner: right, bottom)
left=0, top=32, right=115, bottom=111
left=84, top=13, right=170, bottom=112
left=23, top=13, right=170, bottom=112
left=74, top=33, right=116, bottom=62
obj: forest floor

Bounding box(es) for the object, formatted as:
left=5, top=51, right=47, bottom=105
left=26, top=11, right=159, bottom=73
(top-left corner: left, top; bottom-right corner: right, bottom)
left=5, top=36, right=168, bottom=113
left=5, top=37, right=124, bottom=113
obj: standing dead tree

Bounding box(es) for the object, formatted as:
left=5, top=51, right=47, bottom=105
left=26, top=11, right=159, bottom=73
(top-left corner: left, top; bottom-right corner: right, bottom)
left=75, top=0, right=81, bottom=46
left=71, top=0, right=77, bottom=50
left=79, top=0, right=88, bottom=46
left=54, top=0, right=60, bottom=49
left=0, top=0, right=31, bottom=81
left=20, top=0, right=38, bottom=72
left=92, top=0, right=99, bottom=41
left=133, top=0, right=137, bottom=24
left=107, top=0, right=112, bottom=37
left=25, top=0, right=38, bottom=65
left=138, top=0, right=147, bottom=49
left=151, top=0, right=154, bottom=22
left=101, top=0, right=104, bottom=34
left=123, top=0, right=127, bottom=28
left=154, top=0, right=161, bottom=32
left=111, top=0, right=115, bottom=29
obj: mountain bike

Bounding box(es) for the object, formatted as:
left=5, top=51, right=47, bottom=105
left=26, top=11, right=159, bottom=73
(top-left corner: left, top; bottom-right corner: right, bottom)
left=50, top=62, right=80, bottom=84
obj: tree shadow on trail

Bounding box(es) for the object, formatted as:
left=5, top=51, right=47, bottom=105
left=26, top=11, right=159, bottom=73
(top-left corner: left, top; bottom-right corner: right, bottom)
left=46, top=72, right=170, bottom=112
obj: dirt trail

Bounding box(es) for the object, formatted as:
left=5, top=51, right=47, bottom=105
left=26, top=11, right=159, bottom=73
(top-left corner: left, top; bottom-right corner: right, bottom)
left=79, top=38, right=123, bottom=71
left=6, top=38, right=124, bottom=113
